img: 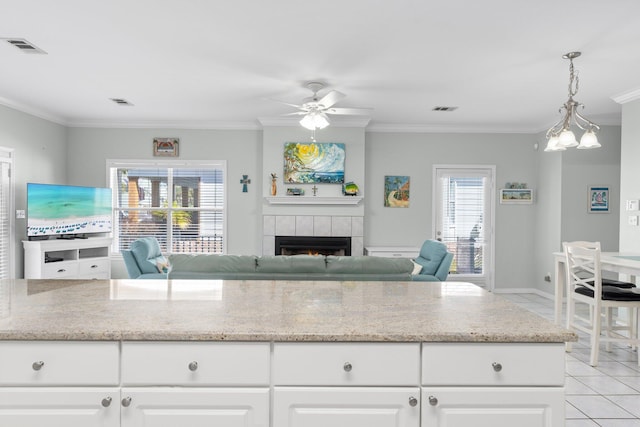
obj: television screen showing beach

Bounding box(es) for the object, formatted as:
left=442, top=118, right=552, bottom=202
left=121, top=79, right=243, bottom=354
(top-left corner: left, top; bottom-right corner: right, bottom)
left=27, top=183, right=112, bottom=237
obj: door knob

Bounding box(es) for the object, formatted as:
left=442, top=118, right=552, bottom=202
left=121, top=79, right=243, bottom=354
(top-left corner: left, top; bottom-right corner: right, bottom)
left=121, top=397, right=132, bottom=407
left=32, top=361, right=45, bottom=371
left=409, top=396, right=418, bottom=407
left=343, top=362, right=352, bottom=372
left=101, top=397, right=112, bottom=407
left=188, top=361, right=198, bottom=371
left=492, top=362, right=503, bottom=372
left=428, top=395, right=438, bottom=406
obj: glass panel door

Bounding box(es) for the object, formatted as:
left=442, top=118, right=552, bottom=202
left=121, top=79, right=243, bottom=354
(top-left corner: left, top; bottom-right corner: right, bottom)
left=433, top=166, right=495, bottom=289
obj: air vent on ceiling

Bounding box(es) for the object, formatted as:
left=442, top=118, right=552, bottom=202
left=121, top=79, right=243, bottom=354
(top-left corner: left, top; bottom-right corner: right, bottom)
left=110, top=98, right=134, bottom=106
left=432, top=106, right=458, bottom=112
left=2, top=38, right=47, bottom=54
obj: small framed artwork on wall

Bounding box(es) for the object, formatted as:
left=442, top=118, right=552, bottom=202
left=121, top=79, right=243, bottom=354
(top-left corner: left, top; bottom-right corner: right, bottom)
left=384, top=175, right=410, bottom=208
left=500, top=188, right=533, bottom=204
left=153, top=137, right=179, bottom=157
left=588, top=186, right=609, bottom=213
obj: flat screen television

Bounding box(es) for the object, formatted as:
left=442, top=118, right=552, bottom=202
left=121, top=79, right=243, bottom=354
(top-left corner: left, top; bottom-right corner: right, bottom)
left=27, top=183, right=112, bottom=239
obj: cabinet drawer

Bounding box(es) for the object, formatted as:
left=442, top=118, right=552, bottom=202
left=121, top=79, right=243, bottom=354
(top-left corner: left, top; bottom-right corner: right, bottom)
left=43, top=261, right=78, bottom=278
left=273, top=343, right=420, bottom=386
left=422, top=343, right=565, bottom=386
left=0, top=341, right=119, bottom=386
left=78, top=258, right=110, bottom=277
left=122, top=342, right=270, bottom=386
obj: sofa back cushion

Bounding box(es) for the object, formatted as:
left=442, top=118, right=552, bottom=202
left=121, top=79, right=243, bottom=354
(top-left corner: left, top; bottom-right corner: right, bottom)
left=256, top=255, right=326, bottom=273
left=130, top=237, right=165, bottom=274
left=415, top=240, right=448, bottom=275
left=168, top=254, right=257, bottom=273
left=326, top=256, right=413, bottom=274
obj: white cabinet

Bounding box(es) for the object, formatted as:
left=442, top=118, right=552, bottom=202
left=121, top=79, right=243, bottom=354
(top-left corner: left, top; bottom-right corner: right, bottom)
left=274, top=387, right=420, bottom=427
left=421, top=388, right=565, bottom=427
left=421, top=343, right=566, bottom=427
left=365, top=246, right=420, bottom=258
left=0, top=388, right=120, bottom=427
left=273, top=343, right=421, bottom=427
left=23, top=237, right=112, bottom=279
left=120, top=388, right=269, bottom=427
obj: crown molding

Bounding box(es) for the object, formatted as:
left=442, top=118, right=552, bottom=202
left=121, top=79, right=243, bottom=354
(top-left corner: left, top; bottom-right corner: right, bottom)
left=66, top=119, right=262, bottom=130
left=366, top=123, right=537, bottom=134
left=611, top=87, right=640, bottom=104
left=0, top=96, right=67, bottom=125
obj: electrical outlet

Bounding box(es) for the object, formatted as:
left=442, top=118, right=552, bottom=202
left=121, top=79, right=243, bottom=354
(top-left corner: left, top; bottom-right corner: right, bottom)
left=16, top=209, right=25, bottom=219
left=629, top=215, right=639, bottom=226
left=627, top=200, right=639, bottom=211
left=544, top=274, right=551, bottom=282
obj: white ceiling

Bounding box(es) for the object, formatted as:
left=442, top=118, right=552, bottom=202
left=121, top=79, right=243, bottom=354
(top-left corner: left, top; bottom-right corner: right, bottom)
left=1, top=0, right=640, bottom=132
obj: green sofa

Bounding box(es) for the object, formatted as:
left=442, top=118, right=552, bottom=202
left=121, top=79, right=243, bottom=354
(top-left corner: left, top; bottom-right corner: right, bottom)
left=167, top=254, right=415, bottom=281
left=122, top=238, right=453, bottom=282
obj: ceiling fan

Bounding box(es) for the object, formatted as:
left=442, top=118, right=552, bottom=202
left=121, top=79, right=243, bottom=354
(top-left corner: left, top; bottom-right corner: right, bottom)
left=278, top=82, right=372, bottom=130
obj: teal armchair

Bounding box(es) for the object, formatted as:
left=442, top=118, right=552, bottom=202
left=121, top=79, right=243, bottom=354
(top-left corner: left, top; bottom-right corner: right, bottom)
left=122, top=237, right=169, bottom=279
left=411, top=239, right=454, bottom=282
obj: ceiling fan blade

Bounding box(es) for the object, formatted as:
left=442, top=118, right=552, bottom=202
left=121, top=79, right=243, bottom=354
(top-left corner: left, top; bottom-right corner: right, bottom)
left=281, top=111, right=307, bottom=116
left=317, top=90, right=346, bottom=108
left=326, top=107, right=372, bottom=116
left=266, top=98, right=303, bottom=109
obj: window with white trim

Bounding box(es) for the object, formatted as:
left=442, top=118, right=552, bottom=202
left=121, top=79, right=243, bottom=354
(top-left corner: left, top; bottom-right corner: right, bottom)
left=108, top=160, right=226, bottom=254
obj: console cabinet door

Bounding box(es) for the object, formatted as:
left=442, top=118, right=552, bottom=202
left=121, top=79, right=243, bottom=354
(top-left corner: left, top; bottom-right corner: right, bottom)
left=274, top=387, right=420, bottom=427
left=0, top=388, right=119, bottom=427
left=422, top=387, right=565, bottom=427
left=120, top=388, right=269, bottom=427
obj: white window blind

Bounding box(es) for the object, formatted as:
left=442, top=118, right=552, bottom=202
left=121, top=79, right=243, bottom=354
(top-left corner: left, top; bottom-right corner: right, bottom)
left=439, top=175, right=486, bottom=276
left=0, top=149, right=13, bottom=280
left=109, top=161, right=226, bottom=254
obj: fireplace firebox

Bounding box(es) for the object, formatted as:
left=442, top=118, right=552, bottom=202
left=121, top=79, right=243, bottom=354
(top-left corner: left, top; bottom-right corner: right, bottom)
left=275, top=236, right=352, bottom=256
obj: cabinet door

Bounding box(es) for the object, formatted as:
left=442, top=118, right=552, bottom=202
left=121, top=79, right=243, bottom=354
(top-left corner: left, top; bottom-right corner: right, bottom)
left=120, top=388, right=269, bottom=427
left=0, top=388, right=119, bottom=427
left=422, top=387, right=565, bottom=427
left=274, top=387, right=420, bottom=427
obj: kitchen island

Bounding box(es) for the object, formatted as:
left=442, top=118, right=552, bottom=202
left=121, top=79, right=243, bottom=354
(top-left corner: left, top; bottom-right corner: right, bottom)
left=0, top=279, right=575, bottom=427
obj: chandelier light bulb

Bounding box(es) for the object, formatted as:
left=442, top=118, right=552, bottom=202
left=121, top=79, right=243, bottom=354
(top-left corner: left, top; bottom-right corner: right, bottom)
left=544, top=135, right=565, bottom=152
left=558, top=129, right=578, bottom=147
left=577, top=129, right=601, bottom=149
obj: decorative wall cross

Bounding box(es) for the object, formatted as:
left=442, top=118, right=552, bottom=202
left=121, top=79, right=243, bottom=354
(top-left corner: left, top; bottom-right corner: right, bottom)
left=312, top=185, right=318, bottom=196
left=240, top=175, right=251, bottom=192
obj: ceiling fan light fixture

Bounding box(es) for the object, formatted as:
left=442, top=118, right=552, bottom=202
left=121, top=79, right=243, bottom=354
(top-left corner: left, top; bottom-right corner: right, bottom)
left=300, top=112, right=329, bottom=130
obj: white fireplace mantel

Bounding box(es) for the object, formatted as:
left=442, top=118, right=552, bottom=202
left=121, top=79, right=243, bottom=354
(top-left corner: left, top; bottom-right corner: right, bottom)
left=265, top=196, right=363, bottom=206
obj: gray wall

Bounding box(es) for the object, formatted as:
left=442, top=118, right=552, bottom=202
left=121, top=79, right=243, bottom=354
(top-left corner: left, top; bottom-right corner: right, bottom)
left=0, top=105, right=68, bottom=277
left=620, top=99, right=640, bottom=252
left=366, top=132, right=539, bottom=290
left=1, top=104, right=624, bottom=290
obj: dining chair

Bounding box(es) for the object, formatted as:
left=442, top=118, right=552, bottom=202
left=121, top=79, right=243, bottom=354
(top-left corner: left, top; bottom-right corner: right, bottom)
left=563, top=241, right=640, bottom=367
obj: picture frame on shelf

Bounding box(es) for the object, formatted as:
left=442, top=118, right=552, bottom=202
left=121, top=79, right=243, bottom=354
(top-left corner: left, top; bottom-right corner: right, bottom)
left=588, top=186, right=609, bottom=213
left=500, top=188, right=533, bottom=204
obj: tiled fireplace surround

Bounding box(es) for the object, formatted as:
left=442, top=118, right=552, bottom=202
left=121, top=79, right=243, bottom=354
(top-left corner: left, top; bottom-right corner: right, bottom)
left=262, top=215, right=364, bottom=256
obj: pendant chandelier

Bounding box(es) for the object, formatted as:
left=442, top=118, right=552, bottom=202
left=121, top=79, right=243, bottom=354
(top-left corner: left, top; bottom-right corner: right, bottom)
left=544, top=52, right=600, bottom=152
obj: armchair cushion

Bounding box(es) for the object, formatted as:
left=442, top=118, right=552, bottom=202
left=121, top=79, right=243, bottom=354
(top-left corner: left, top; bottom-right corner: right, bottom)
left=130, top=237, right=165, bottom=275
left=413, top=240, right=453, bottom=281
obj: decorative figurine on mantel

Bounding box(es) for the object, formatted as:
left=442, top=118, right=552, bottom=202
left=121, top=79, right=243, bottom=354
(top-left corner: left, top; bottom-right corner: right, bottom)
left=270, top=173, right=278, bottom=196
left=342, top=181, right=359, bottom=196
left=312, top=185, right=318, bottom=196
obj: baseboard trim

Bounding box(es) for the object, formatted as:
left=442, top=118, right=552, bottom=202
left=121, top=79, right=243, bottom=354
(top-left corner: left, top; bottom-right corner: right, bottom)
left=492, top=287, right=556, bottom=301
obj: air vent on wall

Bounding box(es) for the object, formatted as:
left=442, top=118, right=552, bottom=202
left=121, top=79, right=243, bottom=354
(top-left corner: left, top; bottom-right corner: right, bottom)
left=432, top=106, right=458, bottom=112
left=2, top=38, right=47, bottom=54
left=110, top=98, right=134, bottom=106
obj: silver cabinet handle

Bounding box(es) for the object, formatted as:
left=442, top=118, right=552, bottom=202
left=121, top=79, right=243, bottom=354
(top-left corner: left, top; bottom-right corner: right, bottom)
left=32, top=361, right=44, bottom=371
left=492, top=362, right=502, bottom=372
left=121, top=397, right=132, bottom=407
left=101, top=397, right=112, bottom=407
left=188, top=361, right=198, bottom=371
left=409, top=396, right=418, bottom=407
left=57, top=269, right=66, bottom=273
left=428, top=395, right=438, bottom=406
left=91, top=264, right=98, bottom=269
left=343, top=362, right=352, bottom=372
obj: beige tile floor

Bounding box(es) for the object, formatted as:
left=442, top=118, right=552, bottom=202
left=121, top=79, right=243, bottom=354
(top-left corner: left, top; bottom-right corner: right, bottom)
left=501, top=293, right=640, bottom=427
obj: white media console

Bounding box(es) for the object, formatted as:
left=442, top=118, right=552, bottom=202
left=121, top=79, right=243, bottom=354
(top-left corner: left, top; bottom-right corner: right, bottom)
left=22, top=237, right=112, bottom=279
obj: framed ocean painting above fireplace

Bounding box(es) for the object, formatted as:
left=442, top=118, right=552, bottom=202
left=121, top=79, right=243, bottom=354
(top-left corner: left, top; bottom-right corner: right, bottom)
left=283, top=142, right=345, bottom=184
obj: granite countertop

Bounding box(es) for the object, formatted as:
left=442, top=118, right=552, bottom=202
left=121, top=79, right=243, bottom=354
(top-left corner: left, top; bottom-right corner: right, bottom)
left=0, top=279, right=576, bottom=343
